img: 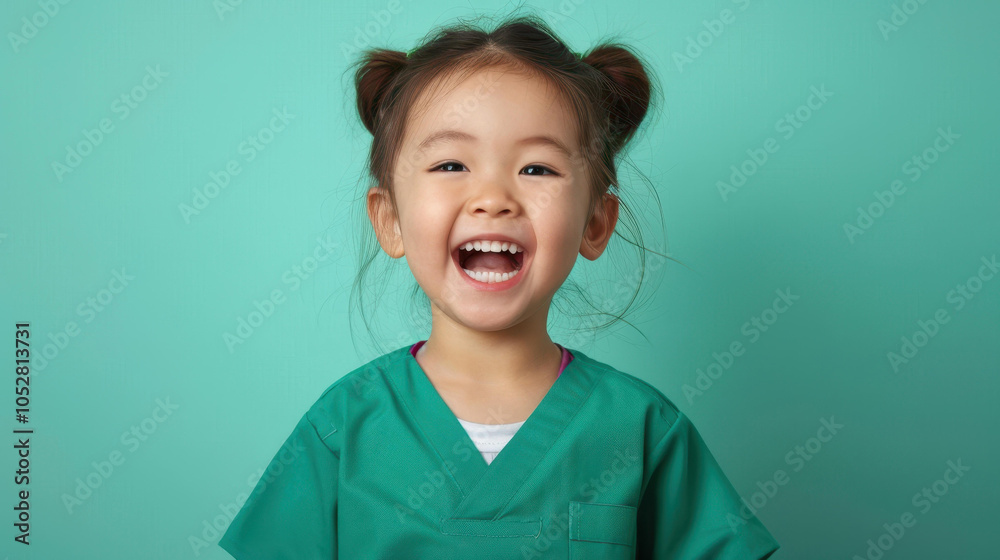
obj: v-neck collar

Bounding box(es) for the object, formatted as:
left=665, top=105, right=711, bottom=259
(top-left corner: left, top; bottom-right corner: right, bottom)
left=387, top=342, right=600, bottom=520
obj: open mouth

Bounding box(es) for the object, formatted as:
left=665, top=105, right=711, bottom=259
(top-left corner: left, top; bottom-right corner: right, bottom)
left=453, top=240, right=526, bottom=284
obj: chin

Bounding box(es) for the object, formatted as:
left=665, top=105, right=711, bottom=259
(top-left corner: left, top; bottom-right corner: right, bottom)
left=443, top=304, right=527, bottom=332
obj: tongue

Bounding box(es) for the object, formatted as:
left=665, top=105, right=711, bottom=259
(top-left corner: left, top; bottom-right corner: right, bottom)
left=464, top=251, right=517, bottom=273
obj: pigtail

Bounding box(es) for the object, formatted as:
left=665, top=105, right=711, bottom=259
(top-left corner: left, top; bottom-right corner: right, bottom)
left=354, top=49, right=408, bottom=135
left=582, top=44, right=652, bottom=153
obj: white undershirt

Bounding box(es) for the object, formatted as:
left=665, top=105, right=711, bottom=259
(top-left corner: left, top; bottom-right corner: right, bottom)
left=456, top=418, right=525, bottom=465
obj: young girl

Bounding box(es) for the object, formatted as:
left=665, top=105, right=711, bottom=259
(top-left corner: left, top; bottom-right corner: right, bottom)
left=220, top=14, right=780, bottom=560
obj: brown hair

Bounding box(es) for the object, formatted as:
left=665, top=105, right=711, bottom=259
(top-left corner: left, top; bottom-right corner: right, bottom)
left=346, top=11, right=674, bottom=356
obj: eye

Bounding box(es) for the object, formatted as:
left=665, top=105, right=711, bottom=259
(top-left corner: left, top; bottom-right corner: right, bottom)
left=431, top=162, right=467, bottom=172
left=430, top=162, right=559, bottom=175
left=522, top=165, right=559, bottom=176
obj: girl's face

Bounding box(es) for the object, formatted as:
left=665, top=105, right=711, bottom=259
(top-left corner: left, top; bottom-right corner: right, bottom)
left=369, top=66, right=618, bottom=333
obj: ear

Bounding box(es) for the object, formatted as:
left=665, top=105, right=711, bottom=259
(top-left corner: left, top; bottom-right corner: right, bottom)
left=579, top=192, right=619, bottom=260
left=367, top=186, right=405, bottom=258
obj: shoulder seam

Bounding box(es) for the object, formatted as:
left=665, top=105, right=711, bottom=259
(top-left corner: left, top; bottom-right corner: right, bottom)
left=303, top=346, right=409, bottom=453
left=573, top=351, right=681, bottom=427
left=307, top=345, right=409, bottom=413
left=637, top=409, right=691, bottom=499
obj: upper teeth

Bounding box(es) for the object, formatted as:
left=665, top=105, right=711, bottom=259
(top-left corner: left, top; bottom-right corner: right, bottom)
left=462, top=240, right=523, bottom=254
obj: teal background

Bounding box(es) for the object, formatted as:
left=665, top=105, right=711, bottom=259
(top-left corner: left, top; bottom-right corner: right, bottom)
left=1, top=0, right=997, bottom=558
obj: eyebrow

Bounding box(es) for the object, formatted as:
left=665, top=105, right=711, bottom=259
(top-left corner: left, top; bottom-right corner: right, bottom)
left=416, top=129, right=573, bottom=159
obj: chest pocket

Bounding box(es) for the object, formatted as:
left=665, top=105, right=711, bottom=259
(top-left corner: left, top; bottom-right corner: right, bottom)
left=568, top=501, right=636, bottom=560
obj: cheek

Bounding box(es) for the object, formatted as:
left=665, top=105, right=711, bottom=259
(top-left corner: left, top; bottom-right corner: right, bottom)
left=535, top=213, right=584, bottom=269
left=527, top=181, right=587, bottom=241
left=400, top=200, right=454, bottom=261
left=526, top=178, right=574, bottom=213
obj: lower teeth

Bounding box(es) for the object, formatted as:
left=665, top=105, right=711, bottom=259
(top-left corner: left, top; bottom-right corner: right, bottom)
left=463, top=269, right=519, bottom=283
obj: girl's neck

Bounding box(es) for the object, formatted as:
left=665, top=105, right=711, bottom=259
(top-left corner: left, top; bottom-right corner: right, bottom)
left=416, top=329, right=561, bottom=389
left=413, top=333, right=564, bottom=424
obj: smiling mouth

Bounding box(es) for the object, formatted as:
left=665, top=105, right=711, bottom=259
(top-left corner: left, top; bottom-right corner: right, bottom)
left=454, top=242, right=525, bottom=284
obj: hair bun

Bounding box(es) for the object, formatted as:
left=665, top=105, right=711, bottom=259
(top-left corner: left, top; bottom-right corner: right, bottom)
left=582, top=44, right=652, bottom=152
left=354, top=49, right=408, bottom=135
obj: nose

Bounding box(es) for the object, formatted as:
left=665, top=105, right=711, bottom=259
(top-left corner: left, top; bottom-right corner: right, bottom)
left=467, top=172, right=522, bottom=217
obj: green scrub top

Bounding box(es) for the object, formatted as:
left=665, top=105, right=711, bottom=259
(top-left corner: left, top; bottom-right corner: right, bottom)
left=219, top=344, right=780, bottom=559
